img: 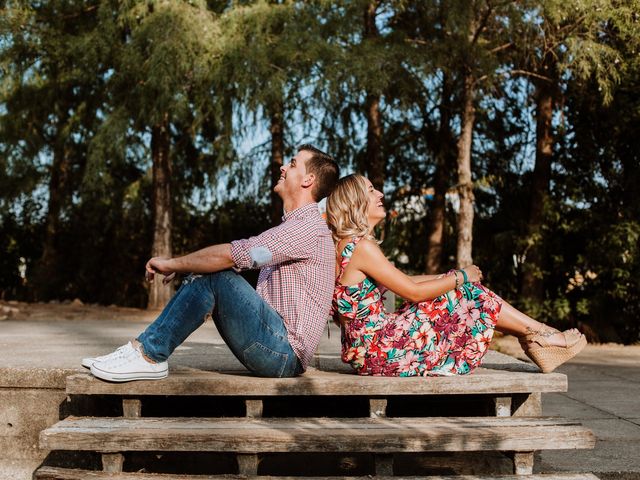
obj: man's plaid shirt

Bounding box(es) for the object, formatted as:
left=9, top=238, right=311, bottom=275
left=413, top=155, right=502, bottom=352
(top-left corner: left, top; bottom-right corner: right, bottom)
left=230, top=202, right=335, bottom=370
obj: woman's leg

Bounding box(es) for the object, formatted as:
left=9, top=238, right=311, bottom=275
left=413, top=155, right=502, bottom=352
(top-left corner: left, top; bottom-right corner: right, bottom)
left=496, top=300, right=581, bottom=347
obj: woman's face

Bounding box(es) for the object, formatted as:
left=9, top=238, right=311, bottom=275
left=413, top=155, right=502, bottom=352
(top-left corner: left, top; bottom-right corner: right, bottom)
left=364, top=177, right=386, bottom=228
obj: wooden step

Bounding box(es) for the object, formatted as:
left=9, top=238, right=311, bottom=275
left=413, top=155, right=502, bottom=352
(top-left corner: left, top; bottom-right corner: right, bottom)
left=34, top=466, right=601, bottom=479
left=39, top=416, right=595, bottom=453
left=65, top=353, right=567, bottom=397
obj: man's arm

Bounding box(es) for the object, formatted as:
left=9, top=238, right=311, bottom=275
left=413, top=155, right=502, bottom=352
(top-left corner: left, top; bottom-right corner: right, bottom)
left=145, top=244, right=234, bottom=283
left=169, top=243, right=234, bottom=273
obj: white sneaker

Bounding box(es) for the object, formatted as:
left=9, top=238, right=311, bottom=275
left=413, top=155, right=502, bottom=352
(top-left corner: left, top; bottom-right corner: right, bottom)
left=81, top=342, right=135, bottom=368
left=90, top=343, right=168, bottom=382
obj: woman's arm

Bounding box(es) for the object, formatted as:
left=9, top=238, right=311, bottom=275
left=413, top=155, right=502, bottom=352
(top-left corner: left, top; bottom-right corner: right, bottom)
left=350, top=240, right=477, bottom=302
left=410, top=274, right=443, bottom=282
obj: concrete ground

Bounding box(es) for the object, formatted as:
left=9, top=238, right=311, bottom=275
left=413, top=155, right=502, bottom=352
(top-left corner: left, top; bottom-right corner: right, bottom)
left=495, top=337, right=640, bottom=479
left=1, top=302, right=639, bottom=479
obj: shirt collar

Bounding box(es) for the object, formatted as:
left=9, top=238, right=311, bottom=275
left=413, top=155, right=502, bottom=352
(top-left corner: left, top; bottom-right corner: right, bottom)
left=282, top=202, right=319, bottom=222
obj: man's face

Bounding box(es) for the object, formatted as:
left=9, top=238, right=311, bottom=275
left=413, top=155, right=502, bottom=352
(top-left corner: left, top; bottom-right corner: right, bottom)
left=274, top=149, right=313, bottom=200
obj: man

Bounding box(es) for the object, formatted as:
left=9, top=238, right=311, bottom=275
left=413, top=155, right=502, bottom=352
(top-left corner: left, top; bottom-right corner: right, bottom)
left=84, top=144, right=339, bottom=381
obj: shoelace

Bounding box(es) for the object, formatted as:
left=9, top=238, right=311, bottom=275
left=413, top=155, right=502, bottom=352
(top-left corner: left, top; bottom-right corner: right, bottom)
left=93, top=343, right=131, bottom=363
left=103, top=343, right=140, bottom=367
left=104, top=343, right=133, bottom=360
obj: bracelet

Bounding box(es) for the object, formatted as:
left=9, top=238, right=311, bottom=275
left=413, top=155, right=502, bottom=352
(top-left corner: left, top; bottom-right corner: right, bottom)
left=458, top=269, right=468, bottom=284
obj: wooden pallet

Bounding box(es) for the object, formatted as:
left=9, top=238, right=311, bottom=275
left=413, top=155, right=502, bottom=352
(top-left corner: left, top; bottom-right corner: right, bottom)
left=65, top=357, right=567, bottom=397
left=64, top=350, right=565, bottom=419
left=35, top=466, right=601, bottom=479
left=40, top=415, right=594, bottom=458
left=36, top=351, right=594, bottom=478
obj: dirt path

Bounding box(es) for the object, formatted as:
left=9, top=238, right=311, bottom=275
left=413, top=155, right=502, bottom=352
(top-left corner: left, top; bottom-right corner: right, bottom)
left=0, top=300, right=157, bottom=323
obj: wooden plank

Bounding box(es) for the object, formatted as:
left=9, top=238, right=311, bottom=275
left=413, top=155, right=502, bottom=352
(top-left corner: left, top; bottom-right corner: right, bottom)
left=122, top=399, right=142, bottom=418
left=508, top=394, right=540, bottom=475
left=34, top=466, right=601, bottom=479
left=494, top=396, right=512, bottom=417
left=245, top=400, right=263, bottom=418
left=512, top=451, right=534, bottom=475
left=65, top=364, right=567, bottom=398
left=35, top=468, right=222, bottom=479
left=39, top=416, right=595, bottom=454
left=101, top=453, right=124, bottom=473
left=369, top=398, right=387, bottom=418
left=513, top=393, right=542, bottom=417
left=236, top=453, right=258, bottom=475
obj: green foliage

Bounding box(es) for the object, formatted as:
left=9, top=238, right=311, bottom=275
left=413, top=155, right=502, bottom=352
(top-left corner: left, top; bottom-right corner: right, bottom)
left=0, top=1, right=638, bottom=342
left=111, top=0, right=220, bottom=125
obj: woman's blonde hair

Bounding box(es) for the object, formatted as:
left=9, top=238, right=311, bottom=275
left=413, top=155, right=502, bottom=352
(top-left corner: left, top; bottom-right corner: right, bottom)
left=326, top=174, right=378, bottom=244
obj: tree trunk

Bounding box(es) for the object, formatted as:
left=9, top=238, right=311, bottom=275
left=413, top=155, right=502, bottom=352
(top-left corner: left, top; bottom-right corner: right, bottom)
left=521, top=77, right=555, bottom=301
left=363, top=1, right=384, bottom=192
left=426, top=72, right=453, bottom=274
left=148, top=113, right=173, bottom=309
left=35, top=133, right=72, bottom=300
left=455, top=71, right=476, bottom=269
left=365, top=94, right=384, bottom=192
left=269, top=100, right=284, bottom=225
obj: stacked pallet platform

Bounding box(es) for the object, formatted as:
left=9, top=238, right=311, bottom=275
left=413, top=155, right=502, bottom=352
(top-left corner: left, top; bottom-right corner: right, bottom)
left=35, top=350, right=595, bottom=479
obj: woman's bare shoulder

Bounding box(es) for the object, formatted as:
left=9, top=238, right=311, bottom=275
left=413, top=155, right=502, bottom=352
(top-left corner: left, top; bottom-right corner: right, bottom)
left=352, top=237, right=383, bottom=259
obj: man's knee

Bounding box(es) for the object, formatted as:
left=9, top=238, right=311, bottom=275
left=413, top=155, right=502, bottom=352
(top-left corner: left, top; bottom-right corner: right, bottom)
left=211, top=270, right=240, bottom=281
left=181, top=273, right=204, bottom=285
left=181, top=270, right=238, bottom=287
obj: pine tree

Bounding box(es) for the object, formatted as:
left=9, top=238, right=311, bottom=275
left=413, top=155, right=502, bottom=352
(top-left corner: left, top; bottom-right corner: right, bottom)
left=512, top=0, right=634, bottom=305
left=390, top=0, right=516, bottom=270
left=215, top=1, right=327, bottom=224
left=388, top=0, right=454, bottom=273
left=312, top=0, right=418, bottom=194
left=362, top=0, right=384, bottom=192
left=0, top=0, right=107, bottom=299
left=89, top=0, right=221, bottom=308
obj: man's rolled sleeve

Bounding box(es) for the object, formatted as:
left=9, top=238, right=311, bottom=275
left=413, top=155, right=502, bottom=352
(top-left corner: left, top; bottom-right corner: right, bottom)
left=230, top=239, right=253, bottom=271
left=230, top=221, right=315, bottom=271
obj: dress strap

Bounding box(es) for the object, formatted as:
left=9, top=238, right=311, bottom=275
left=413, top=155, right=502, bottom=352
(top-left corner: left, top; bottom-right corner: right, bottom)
left=336, top=236, right=362, bottom=282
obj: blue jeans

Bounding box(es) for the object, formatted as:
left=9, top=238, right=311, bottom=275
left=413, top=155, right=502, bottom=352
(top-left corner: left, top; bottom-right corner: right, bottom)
left=137, top=271, right=303, bottom=377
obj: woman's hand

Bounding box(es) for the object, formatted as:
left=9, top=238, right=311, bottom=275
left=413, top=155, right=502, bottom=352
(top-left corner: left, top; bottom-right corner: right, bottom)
left=461, top=265, right=483, bottom=283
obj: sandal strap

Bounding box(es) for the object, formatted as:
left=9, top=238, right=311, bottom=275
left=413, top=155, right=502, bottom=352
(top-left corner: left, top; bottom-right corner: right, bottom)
left=521, top=326, right=558, bottom=346
left=521, top=327, right=582, bottom=349
left=562, top=330, right=584, bottom=348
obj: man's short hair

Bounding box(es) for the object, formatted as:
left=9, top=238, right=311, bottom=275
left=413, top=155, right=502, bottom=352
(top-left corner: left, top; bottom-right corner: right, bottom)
left=298, top=144, right=340, bottom=202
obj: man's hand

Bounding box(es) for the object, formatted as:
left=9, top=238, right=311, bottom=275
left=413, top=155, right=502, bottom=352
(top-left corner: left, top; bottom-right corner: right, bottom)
left=145, top=257, right=176, bottom=285
left=144, top=244, right=234, bottom=282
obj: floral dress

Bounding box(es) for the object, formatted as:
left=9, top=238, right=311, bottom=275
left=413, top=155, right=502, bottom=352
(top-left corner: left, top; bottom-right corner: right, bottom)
left=332, top=237, right=503, bottom=376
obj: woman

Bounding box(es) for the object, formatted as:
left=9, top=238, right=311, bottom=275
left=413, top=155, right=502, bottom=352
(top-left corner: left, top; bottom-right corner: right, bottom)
left=326, top=174, right=586, bottom=376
